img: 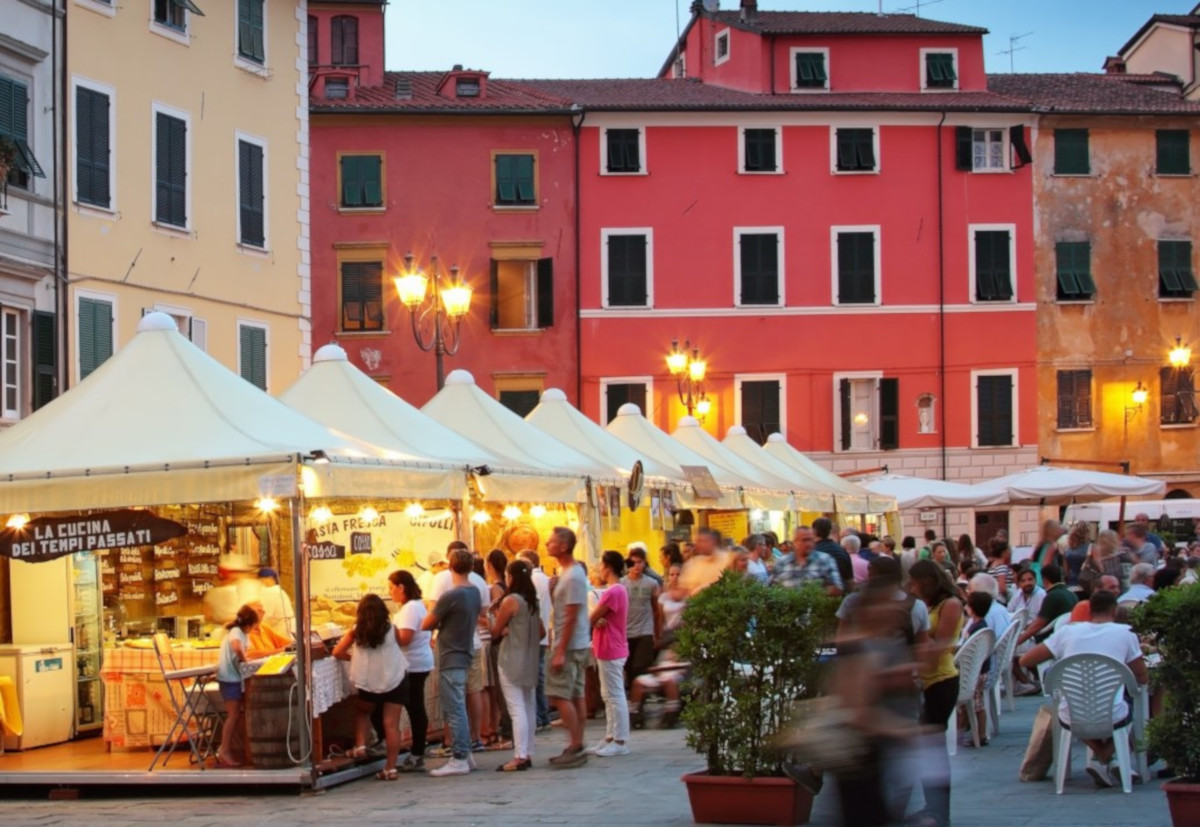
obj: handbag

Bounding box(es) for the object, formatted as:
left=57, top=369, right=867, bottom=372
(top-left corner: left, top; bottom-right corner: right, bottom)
left=1018, top=704, right=1055, bottom=782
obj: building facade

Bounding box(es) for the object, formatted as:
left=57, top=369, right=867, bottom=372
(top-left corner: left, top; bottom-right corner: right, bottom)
left=308, top=1, right=579, bottom=409
left=66, top=0, right=310, bottom=393
left=990, top=72, right=1200, bottom=498
left=1118, top=6, right=1200, bottom=100
left=0, top=0, right=63, bottom=429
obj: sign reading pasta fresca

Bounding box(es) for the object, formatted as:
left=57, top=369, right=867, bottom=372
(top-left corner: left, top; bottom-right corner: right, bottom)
left=0, top=510, right=188, bottom=563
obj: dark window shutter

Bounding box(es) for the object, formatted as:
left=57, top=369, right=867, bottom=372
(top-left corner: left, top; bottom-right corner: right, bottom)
left=977, top=375, right=1013, bottom=446
left=1010, top=125, right=1032, bottom=167
left=1056, top=369, right=1092, bottom=429
left=331, top=16, right=358, bottom=65
left=606, top=129, right=640, bottom=173
left=605, top=383, right=647, bottom=424
left=340, top=155, right=381, bottom=208
left=836, top=129, right=874, bottom=172
left=0, top=77, right=43, bottom=180
left=488, top=259, right=500, bottom=329
left=1161, top=365, right=1197, bottom=424
left=740, top=380, right=780, bottom=446
left=499, top=390, right=540, bottom=418
left=1054, top=129, right=1090, bottom=175
left=536, top=257, right=554, bottom=328
left=975, top=231, right=1013, bottom=301
left=607, top=235, right=648, bottom=307
left=955, top=126, right=973, bottom=171
left=839, top=378, right=851, bottom=451
left=78, top=297, right=113, bottom=380
left=743, top=129, right=776, bottom=172
left=307, top=16, right=318, bottom=67
left=1056, top=241, right=1094, bottom=300
left=340, top=261, right=382, bottom=331
left=237, top=0, right=265, bottom=63
left=1156, top=130, right=1190, bottom=175
left=1158, top=240, right=1198, bottom=298
left=31, top=311, right=56, bottom=410
left=795, top=52, right=827, bottom=87
left=76, top=87, right=111, bottom=208
left=238, top=140, right=264, bottom=247
left=155, top=113, right=187, bottom=227
left=837, top=232, right=875, bottom=304
left=240, top=325, right=267, bottom=390
left=879, top=377, right=899, bottom=450
left=739, top=233, right=779, bottom=305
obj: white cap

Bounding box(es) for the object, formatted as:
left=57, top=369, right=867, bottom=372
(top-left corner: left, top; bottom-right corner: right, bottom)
left=444, top=369, right=476, bottom=386
left=616, top=403, right=642, bottom=417
left=137, top=311, right=178, bottom=333
left=766, top=432, right=786, bottom=444
left=313, top=343, right=348, bottom=363
left=541, top=388, right=568, bottom=402
left=677, top=416, right=700, bottom=428
left=727, top=425, right=748, bottom=437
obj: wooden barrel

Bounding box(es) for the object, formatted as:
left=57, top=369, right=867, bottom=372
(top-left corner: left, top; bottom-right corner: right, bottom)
left=244, top=674, right=300, bottom=769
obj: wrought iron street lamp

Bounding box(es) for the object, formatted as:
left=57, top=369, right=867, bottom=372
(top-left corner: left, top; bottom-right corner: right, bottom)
left=666, top=338, right=711, bottom=419
left=394, top=253, right=473, bottom=390
left=1168, top=336, right=1196, bottom=424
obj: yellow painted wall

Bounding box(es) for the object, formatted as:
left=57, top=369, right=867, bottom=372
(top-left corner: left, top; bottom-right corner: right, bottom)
left=67, top=0, right=308, bottom=391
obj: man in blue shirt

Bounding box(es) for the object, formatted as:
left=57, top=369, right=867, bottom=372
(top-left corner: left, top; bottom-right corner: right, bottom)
left=812, top=517, right=853, bottom=587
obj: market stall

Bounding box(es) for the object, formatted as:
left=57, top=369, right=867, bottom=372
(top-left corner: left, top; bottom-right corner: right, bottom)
left=721, top=426, right=838, bottom=515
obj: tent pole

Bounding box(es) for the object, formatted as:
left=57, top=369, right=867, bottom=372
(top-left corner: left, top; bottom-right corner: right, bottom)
left=289, top=496, right=314, bottom=782
left=1117, top=496, right=1127, bottom=538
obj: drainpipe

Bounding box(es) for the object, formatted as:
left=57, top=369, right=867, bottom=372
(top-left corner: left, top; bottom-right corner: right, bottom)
left=936, top=111, right=948, bottom=539
left=572, top=106, right=586, bottom=407
left=55, top=0, right=69, bottom=395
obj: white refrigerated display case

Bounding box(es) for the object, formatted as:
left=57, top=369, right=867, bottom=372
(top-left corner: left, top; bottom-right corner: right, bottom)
left=0, top=645, right=75, bottom=750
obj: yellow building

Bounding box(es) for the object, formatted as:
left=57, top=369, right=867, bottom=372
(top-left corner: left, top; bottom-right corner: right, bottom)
left=66, top=0, right=310, bottom=391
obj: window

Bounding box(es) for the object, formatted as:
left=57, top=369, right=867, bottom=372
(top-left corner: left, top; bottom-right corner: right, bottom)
left=237, top=138, right=265, bottom=248
left=237, top=0, right=266, bottom=64
left=154, top=0, right=202, bottom=32
left=955, top=125, right=1030, bottom=172
left=340, top=260, right=384, bottom=332
left=1157, top=130, right=1190, bottom=175
left=498, top=390, right=539, bottom=418
left=1161, top=365, right=1197, bottom=426
left=455, top=78, right=481, bottom=98
left=77, top=295, right=113, bottom=381
left=493, top=153, right=536, bottom=207
left=75, top=84, right=112, bottom=209
left=494, top=375, right=545, bottom=418
left=339, top=154, right=382, bottom=209
left=972, top=228, right=1014, bottom=302
left=834, top=128, right=876, bottom=173
left=154, top=110, right=188, bottom=228
left=834, top=229, right=878, bottom=305
left=1056, top=369, right=1092, bottom=429
left=1054, top=129, right=1089, bottom=175
left=490, top=258, right=553, bottom=330
left=2, top=309, right=18, bottom=419
left=307, top=16, right=318, bottom=68
left=604, top=128, right=642, bottom=174
left=151, top=306, right=206, bottom=351
left=324, top=78, right=349, bottom=100
left=738, top=379, right=782, bottom=445
left=923, top=51, right=957, bottom=89
left=714, top=29, right=730, bottom=66
left=972, top=129, right=1005, bottom=171
left=741, top=128, right=778, bottom=173
left=331, top=16, right=358, bottom=65
left=603, top=231, right=651, bottom=308
left=792, top=49, right=828, bottom=90
left=602, top=380, right=649, bottom=424
left=974, top=372, right=1015, bottom=447
left=835, top=375, right=898, bottom=451
left=1159, top=240, right=1197, bottom=299
left=1055, top=241, right=1094, bottom=301
left=238, top=323, right=267, bottom=390
left=0, top=75, right=45, bottom=189
left=736, top=230, right=781, bottom=306
left=31, top=311, right=56, bottom=411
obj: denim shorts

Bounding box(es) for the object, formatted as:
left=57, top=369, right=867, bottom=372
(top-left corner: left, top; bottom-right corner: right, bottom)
left=218, top=680, right=244, bottom=702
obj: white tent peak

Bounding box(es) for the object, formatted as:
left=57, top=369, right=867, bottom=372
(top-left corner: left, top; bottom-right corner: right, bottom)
left=541, top=388, right=568, bottom=402
left=766, top=432, right=785, bottom=444
left=677, top=416, right=700, bottom=428
left=137, top=311, right=179, bottom=333
left=616, top=403, right=643, bottom=417
left=444, top=369, right=475, bottom=386
left=313, top=343, right=348, bottom=363
left=726, top=425, right=748, bottom=437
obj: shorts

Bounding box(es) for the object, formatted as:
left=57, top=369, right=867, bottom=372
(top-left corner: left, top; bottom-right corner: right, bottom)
left=218, top=680, right=244, bottom=702
left=468, top=647, right=485, bottom=694
left=358, top=680, right=408, bottom=706
left=545, top=648, right=589, bottom=700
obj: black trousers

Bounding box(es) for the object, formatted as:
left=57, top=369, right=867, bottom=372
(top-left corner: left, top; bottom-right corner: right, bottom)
left=919, top=676, right=959, bottom=826
left=624, top=635, right=656, bottom=690
left=369, top=670, right=431, bottom=757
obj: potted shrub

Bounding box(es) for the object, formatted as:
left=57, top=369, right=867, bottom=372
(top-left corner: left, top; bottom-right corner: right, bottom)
left=676, top=571, right=836, bottom=825
left=1134, top=585, right=1200, bottom=825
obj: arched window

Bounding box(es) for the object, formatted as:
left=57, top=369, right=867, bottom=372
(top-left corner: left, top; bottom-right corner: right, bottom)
left=331, top=16, right=358, bottom=66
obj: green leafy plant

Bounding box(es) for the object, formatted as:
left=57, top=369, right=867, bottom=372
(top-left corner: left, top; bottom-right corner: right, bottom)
left=1133, top=585, right=1200, bottom=780
left=676, top=572, right=836, bottom=778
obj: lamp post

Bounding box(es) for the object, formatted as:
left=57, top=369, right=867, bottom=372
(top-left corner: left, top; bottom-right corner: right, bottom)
left=1168, top=336, right=1195, bottom=423
left=394, top=253, right=473, bottom=390
left=666, top=338, right=711, bottom=420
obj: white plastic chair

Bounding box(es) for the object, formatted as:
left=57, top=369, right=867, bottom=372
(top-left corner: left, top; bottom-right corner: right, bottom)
left=986, top=620, right=1021, bottom=735
left=1045, top=653, right=1143, bottom=794
left=1037, top=611, right=1076, bottom=696
left=946, top=628, right=995, bottom=755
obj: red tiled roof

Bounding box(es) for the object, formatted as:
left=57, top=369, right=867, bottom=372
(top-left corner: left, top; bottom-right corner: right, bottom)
left=987, top=73, right=1200, bottom=115
left=310, top=71, right=574, bottom=114
left=1119, top=14, right=1200, bottom=57
left=713, top=10, right=987, bottom=36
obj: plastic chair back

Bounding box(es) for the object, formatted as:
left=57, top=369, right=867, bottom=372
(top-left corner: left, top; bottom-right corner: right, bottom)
left=1045, top=653, right=1139, bottom=742
left=986, top=620, right=1020, bottom=691
left=952, top=628, right=995, bottom=705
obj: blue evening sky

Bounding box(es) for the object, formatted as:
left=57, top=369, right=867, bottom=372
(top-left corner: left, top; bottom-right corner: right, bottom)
left=386, top=0, right=1187, bottom=79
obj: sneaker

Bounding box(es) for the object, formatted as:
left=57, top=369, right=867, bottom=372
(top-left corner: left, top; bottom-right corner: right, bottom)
left=426, top=744, right=454, bottom=758
left=470, top=740, right=487, bottom=753
left=1086, top=761, right=1115, bottom=788
left=428, top=757, right=472, bottom=777
left=547, top=746, right=588, bottom=768
left=467, top=752, right=478, bottom=771
left=396, top=756, right=425, bottom=773
left=594, top=741, right=629, bottom=757
left=585, top=739, right=612, bottom=755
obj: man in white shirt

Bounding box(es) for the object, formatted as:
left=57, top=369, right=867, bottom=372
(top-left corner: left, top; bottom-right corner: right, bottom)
left=517, top=549, right=553, bottom=730
left=1008, top=566, right=1046, bottom=694
left=1019, top=590, right=1148, bottom=788
left=1117, top=563, right=1156, bottom=606
left=256, top=567, right=295, bottom=637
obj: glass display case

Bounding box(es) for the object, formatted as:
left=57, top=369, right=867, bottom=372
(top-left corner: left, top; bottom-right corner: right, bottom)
left=72, top=551, right=104, bottom=732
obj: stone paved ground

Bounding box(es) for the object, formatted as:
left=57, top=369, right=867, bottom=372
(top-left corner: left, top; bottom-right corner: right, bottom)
left=0, top=696, right=1172, bottom=825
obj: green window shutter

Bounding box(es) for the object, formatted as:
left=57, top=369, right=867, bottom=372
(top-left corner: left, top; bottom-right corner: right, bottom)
left=607, top=235, right=648, bottom=306
left=536, top=257, right=554, bottom=328
left=76, top=87, right=111, bottom=208
left=340, top=156, right=362, bottom=206
left=78, top=297, right=113, bottom=380
left=839, top=378, right=851, bottom=451
left=340, top=156, right=381, bottom=208
left=1056, top=369, right=1092, bottom=429
left=795, top=53, right=827, bottom=87
left=1157, top=130, right=1190, bottom=175
left=879, top=377, right=899, bottom=450
left=925, top=53, right=956, bottom=88
left=955, top=126, right=973, bottom=171
left=155, top=113, right=187, bottom=226
left=238, top=0, right=265, bottom=63
left=31, top=311, right=57, bottom=411
left=1, top=76, right=44, bottom=178
left=1055, top=241, right=1093, bottom=300
left=340, top=261, right=382, bottom=331
left=495, top=154, right=534, bottom=205
left=488, top=260, right=500, bottom=329
left=977, top=375, right=1013, bottom=446
left=606, top=130, right=640, bottom=173
left=836, top=129, right=874, bottom=172
left=515, top=155, right=535, bottom=203
left=1159, top=240, right=1197, bottom=298
left=1054, top=129, right=1089, bottom=175
left=239, top=325, right=267, bottom=390
left=739, top=233, right=779, bottom=305
left=837, top=232, right=875, bottom=304
left=743, top=129, right=776, bottom=172
left=238, top=140, right=264, bottom=247
left=975, top=231, right=1012, bottom=301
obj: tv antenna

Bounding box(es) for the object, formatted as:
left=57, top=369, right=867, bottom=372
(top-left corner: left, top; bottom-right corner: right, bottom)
left=998, top=31, right=1034, bottom=73
left=895, top=0, right=946, bottom=17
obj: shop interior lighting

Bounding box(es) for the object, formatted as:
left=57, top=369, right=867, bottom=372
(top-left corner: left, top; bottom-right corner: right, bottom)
left=359, top=506, right=380, bottom=523
left=502, top=505, right=522, bottom=521
left=255, top=497, right=279, bottom=512
left=471, top=510, right=492, bottom=524
left=310, top=505, right=333, bottom=524
left=529, top=504, right=547, bottom=518
left=405, top=502, right=426, bottom=518
left=5, top=513, right=29, bottom=530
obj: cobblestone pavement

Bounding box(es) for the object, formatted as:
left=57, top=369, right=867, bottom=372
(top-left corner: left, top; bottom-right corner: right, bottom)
left=0, top=697, right=1171, bottom=825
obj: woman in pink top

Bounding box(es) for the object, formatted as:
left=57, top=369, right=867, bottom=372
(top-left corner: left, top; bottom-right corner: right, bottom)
left=589, top=550, right=630, bottom=756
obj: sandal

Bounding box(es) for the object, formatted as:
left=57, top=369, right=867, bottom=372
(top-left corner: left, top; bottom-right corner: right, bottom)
left=496, top=758, right=525, bottom=772
left=375, top=768, right=398, bottom=781
left=349, top=745, right=369, bottom=760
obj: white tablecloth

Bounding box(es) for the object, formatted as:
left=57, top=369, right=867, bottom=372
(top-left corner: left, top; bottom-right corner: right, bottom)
left=310, top=658, right=353, bottom=717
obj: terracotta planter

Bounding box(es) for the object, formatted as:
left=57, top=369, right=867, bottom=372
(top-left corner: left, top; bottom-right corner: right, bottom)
left=682, top=770, right=814, bottom=825
left=1164, top=779, right=1200, bottom=826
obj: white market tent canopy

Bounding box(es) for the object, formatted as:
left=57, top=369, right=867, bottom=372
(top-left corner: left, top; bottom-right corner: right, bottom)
left=421, top=370, right=616, bottom=502
left=0, top=313, right=462, bottom=513
left=671, top=417, right=794, bottom=511
left=971, top=465, right=1167, bottom=506
left=525, top=389, right=685, bottom=485
left=761, top=433, right=894, bottom=513
left=861, top=473, right=1009, bottom=511
left=722, top=426, right=837, bottom=512
left=604, top=404, right=746, bottom=510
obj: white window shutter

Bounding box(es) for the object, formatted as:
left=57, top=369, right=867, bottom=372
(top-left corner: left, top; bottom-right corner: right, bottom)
left=190, top=317, right=207, bottom=352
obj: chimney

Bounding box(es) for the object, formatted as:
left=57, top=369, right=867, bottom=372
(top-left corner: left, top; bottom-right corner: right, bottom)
left=740, top=0, right=757, bottom=21
left=1102, top=56, right=1126, bottom=75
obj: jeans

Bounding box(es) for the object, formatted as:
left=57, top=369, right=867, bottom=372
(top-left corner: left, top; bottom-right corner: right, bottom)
left=439, top=667, right=470, bottom=761
left=498, top=667, right=536, bottom=760
left=598, top=657, right=630, bottom=742
left=535, top=645, right=550, bottom=727
left=403, top=671, right=430, bottom=757
left=624, top=636, right=656, bottom=691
